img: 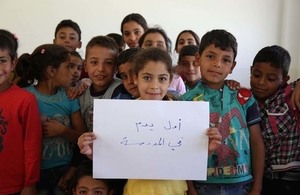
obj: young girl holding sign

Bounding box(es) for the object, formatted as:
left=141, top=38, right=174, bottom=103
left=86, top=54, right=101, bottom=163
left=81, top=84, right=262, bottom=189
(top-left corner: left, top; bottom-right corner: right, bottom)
left=78, top=47, right=222, bottom=194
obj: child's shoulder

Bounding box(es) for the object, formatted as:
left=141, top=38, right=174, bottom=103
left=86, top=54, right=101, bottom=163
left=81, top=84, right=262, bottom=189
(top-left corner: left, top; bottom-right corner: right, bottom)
left=2, top=84, right=37, bottom=102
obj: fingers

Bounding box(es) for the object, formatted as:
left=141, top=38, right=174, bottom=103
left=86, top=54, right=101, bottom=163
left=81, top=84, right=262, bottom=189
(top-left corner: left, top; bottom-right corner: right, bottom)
left=77, top=132, right=96, bottom=155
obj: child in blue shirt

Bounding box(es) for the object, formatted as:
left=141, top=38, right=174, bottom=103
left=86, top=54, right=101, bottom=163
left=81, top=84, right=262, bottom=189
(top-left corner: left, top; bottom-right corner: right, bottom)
left=181, top=29, right=265, bottom=195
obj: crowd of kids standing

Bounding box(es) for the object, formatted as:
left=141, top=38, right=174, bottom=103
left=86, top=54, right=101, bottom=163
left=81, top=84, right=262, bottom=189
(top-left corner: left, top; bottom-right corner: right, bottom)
left=0, top=12, right=300, bottom=195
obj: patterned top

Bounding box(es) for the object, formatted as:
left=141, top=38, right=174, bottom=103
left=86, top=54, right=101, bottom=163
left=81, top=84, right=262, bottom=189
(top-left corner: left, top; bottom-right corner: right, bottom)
left=181, top=83, right=261, bottom=184
left=26, top=86, right=80, bottom=170
left=257, top=79, right=300, bottom=178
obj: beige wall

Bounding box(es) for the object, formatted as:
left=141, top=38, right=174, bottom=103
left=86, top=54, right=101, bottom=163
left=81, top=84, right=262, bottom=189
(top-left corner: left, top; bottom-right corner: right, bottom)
left=1, top=0, right=299, bottom=86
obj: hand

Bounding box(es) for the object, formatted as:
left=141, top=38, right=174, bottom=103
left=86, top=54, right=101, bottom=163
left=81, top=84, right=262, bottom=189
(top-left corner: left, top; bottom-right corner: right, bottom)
left=42, top=118, right=67, bottom=137
left=207, top=127, right=222, bottom=155
left=66, top=87, right=79, bottom=99
left=224, top=79, right=241, bottom=90
left=78, top=78, right=92, bottom=95
left=20, top=185, right=37, bottom=195
left=78, top=132, right=96, bottom=159
left=57, top=166, right=76, bottom=192
left=291, top=81, right=300, bottom=110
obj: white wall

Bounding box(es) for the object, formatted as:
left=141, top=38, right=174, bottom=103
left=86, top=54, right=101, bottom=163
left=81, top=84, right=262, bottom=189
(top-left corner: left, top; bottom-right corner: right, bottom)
left=1, top=0, right=299, bottom=87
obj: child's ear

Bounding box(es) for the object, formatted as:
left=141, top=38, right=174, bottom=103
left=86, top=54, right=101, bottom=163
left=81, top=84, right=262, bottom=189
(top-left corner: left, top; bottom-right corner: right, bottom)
left=46, top=65, right=56, bottom=78
left=77, top=41, right=82, bottom=49
left=133, top=74, right=138, bottom=85
left=11, top=57, right=17, bottom=70
left=229, top=61, right=237, bottom=74
left=83, top=59, right=88, bottom=72
left=194, top=53, right=201, bottom=66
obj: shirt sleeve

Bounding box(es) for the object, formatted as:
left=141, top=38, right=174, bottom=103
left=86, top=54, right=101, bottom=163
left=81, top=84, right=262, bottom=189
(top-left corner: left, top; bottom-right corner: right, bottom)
left=22, top=94, right=42, bottom=187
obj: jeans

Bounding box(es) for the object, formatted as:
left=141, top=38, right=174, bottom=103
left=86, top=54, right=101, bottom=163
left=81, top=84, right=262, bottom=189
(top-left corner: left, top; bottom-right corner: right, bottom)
left=194, top=182, right=251, bottom=195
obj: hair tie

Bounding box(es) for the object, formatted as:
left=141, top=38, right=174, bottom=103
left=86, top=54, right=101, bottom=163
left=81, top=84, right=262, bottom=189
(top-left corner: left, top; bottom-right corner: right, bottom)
left=41, top=48, right=45, bottom=54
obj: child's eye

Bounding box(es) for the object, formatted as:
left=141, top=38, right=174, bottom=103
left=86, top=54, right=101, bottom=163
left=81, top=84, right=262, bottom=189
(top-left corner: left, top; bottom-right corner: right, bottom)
left=105, top=60, right=114, bottom=66
left=180, top=61, right=189, bottom=67
left=94, top=190, right=104, bottom=195
left=267, top=77, right=278, bottom=82
left=79, top=190, right=87, bottom=194
left=59, top=35, right=66, bottom=39
left=159, top=76, right=168, bottom=82
left=143, top=76, right=151, bottom=81
left=144, top=43, right=152, bottom=47
left=157, top=44, right=166, bottom=49
left=187, top=40, right=195, bottom=45
left=134, top=30, right=141, bottom=36
left=178, top=39, right=186, bottom=45
left=69, top=63, right=76, bottom=69
left=0, top=58, right=8, bottom=64
left=124, top=32, right=130, bottom=37
left=206, top=54, right=213, bottom=59
left=77, top=66, right=83, bottom=71
left=223, top=58, right=232, bottom=64
left=252, top=72, right=261, bottom=78
left=90, top=60, right=98, bottom=65
left=119, top=73, right=128, bottom=80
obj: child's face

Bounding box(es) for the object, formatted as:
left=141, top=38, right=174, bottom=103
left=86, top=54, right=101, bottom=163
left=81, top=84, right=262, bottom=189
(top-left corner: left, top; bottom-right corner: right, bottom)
left=118, top=62, right=139, bottom=97
left=176, top=32, right=197, bottom=53
left=70, top=55, right=83, bottom=86
left=179, top=55, right=201, bottom=86
left=141, top=32, right=167, bottom=51
left=0, top=49, right=15, bottom=92
left=196, top=44, right=236, bottom=89
left=54, top=27, right=82, bottom=51
left=250, top=62, right=289, bottom=102
left=134, top=61, right=171, bottom=100
left=52, top=60, right=73, bottom=88
left=73, top=176, right=112, bottom=195
left=122, top=21, right=144, bottom=48
left=85, top=46, right=117, bottom=92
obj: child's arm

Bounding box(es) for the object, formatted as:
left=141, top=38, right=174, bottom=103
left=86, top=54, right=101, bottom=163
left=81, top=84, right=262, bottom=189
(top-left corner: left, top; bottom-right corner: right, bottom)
left=77, top=132, right=96, bottom=160
left=207, top=127, right=222, bottom=155
left=43, top=111, right=85, bottom=142
left=67, top=78, right=92, bottom=99
left=20, top=185, right=37, bottom=195
left=291, top=80, right=300, bottom=110
left=248, top=123, right=265, bottom=195
left=187, top=181, right=198, bottom=195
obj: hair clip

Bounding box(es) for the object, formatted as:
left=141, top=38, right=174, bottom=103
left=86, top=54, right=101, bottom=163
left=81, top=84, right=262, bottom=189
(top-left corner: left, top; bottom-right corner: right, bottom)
left=41, top=48, right=45, bottom=54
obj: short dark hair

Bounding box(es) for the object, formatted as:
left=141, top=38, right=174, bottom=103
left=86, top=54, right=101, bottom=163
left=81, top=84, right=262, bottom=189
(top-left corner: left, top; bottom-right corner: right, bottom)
left=116, top=47, right=141, bottom=67
left=178, top=45, right=199, bottom=62
left=70, top=160, right=115, bottom=192
left=69, top=50, right=82, bottom=60
left=0, top=29, right=18, bottom=60
left=85, top=35, right=119, bottom=60
left=107, top=33, right=126, bottom=52
left=199, top=29, right=238, bottom=60
left=133, top=47, right=173, bottom=81
left=54, top=19, right=81, bottom=41
left=252, top=45, right=291, bottom=77
left=120, top=13, right=148, bottom=34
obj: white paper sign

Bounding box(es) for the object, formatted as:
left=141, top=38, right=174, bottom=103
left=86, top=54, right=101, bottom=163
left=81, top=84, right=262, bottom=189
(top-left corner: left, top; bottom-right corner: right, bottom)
left=93, top=99, right=209, bottom=180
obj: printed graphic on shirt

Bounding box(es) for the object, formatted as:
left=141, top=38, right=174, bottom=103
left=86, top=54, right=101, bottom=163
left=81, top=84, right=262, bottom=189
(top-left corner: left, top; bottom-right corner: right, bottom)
left=0, top=109, right=8, bottom=152
left=41, top=114, right=73, bottom=161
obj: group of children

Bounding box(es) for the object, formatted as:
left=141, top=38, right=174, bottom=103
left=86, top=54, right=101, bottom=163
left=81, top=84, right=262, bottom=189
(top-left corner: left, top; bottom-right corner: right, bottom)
left=0, top=12, right=299, bottom=195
